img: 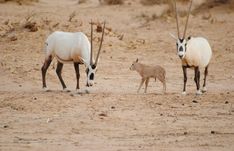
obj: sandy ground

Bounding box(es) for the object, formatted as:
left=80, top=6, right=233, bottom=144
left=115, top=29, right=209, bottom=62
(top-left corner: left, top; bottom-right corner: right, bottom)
left=0, top=0, right=234, bottom=150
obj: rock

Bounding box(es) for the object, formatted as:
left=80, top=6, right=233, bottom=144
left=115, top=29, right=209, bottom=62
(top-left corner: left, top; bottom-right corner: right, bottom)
left=211, top=130, right=216, bottom=134
left=98, top=113, right=107, bottom=117
left=3, top=125, right=9, bottom=128
left=9, top=35, right=17, bottom=41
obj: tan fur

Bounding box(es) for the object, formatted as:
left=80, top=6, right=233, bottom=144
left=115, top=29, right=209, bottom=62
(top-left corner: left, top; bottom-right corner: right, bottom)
left=130, top=59, right=166, bottom=94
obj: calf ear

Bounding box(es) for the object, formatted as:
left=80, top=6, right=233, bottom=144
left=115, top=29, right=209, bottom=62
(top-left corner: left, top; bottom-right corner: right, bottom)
left=136, top=58, right=138, bottom=62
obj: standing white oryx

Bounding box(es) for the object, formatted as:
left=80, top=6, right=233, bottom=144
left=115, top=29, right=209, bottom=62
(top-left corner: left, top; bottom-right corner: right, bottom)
left=171, top=0, right=212, bottom=95
left=41, top=21, right=106, bottom=92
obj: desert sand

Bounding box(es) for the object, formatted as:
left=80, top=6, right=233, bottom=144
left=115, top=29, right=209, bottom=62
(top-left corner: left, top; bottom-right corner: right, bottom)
left=0, top=0, right=234, bottom=151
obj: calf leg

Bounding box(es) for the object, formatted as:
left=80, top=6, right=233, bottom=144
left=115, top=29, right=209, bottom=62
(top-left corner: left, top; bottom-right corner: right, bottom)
left=56, top=62, right=67, bottom=90
left=41, top=56, right=52, bottom=89
left=144, top=78, right=150, bottom=93
left=202, top=66, right=208, bottom=92
left=162, top=80, right=166, bottom=93
left=159, top=74, right=166, bottom=93
left=74, top=63, right=80, bottom=90
left=137, top=78, right=146, bottom=93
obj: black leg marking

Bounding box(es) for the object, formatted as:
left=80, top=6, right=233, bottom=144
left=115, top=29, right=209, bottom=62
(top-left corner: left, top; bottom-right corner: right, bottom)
left=56, top=62, right=67, bottom=89
left=182, top=66, right=187, bottom=92
left=41, top=56, right=52, bottom=88
left=74, top=63, right=80, bottom=90
left=203, top=66, right=208, bottom=88
left=194, top=67, right=200, bottom=91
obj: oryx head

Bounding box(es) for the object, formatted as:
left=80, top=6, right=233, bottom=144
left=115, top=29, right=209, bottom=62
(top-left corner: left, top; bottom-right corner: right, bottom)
left=172, top=0, right=193, bottom=59
left=86, top=21, right=106, bottom=87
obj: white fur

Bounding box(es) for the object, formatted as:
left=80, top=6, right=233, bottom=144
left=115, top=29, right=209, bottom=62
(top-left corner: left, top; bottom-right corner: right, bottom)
left=184, top=37, right=212, bottom=68
left=45, top=31, right=91, bottom=67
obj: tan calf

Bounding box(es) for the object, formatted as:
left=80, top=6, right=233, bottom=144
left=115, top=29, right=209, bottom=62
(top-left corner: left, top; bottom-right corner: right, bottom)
left=130, top=59, right=166, bottom=94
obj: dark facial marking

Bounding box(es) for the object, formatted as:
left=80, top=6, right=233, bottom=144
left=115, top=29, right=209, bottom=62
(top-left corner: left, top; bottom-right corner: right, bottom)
left=91, top=64, right=96, bottom=69
left=89, top=73, right=94, bottom=80
left=179, top=46, right=183, bottom=52
left=179, top=38, right=184, bottom=43
left=86, top=68, right=89, bottom=75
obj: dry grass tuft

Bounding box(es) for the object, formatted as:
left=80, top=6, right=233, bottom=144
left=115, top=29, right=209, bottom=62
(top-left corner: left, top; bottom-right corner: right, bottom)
left=0, top=0, right=39, bottom=5
left=99, top=0, right=123, bottom=5
left=77, top=0, right=87, bottom=4
left=140, top=0, right=168, bottom=5
left=68, top=11, right=76, bottom=22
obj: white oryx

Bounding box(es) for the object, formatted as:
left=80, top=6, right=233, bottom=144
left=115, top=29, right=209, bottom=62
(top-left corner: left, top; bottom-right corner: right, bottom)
left=171, top=0, right=212, bottom=95
left=41, top=21, right=106, bottom=92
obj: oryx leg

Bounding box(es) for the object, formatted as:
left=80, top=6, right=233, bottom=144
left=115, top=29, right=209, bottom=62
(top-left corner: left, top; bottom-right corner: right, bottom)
left=194, top=66, right=201, bottom=95
left=202, top=66, right=208, bottom=92
left=137, top=78, right=146, bottom=93
left=41, top=55, right=53, bottom=90
left=56, top=62, right=67, bottom=90
left=182, top=65, right=187, bottom=95
left=74, top=63, right=80, bottom=90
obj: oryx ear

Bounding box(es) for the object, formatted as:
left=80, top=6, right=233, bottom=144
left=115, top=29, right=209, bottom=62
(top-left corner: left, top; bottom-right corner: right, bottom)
left=169, top=33, right=177, bottom=40
left=136, top=58, right=138, bottom=62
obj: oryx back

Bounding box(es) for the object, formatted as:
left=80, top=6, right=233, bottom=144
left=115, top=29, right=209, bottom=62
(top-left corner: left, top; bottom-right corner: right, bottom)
left=46, top=31, right=91, bottom=64
left=186, top=37, right=212, bottom=67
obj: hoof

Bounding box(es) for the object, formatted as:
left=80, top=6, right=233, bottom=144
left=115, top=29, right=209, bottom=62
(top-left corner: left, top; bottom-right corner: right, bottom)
left=85, top=89, right=90, bottom=94
left=196, top=90, right=202, bottom=95
left=43, top=87, right=50, bottom=92
left=76, top=89, right=89, bottom=94
left=62, top=88, right=70, bottom=92
left=76, top=89, right=81, bottom=93
left=202, top=87, right=207, bottom=93
left=181, top=91, right=186, bottom=95
left=75, top=89, right=84, bottom=95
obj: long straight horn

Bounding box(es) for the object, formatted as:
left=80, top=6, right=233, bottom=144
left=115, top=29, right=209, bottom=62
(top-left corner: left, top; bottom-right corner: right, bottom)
left=94, top=21, right=106, bottom=66
left=183, top=0, right=193, bottom=39
left=173, top=0, right=180, bottom=38
left=90, top=21, right=93, bottom=65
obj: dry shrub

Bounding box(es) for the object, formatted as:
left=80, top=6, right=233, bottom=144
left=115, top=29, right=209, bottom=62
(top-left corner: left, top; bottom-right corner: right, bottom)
left=0, top=0, right=39, bottom=4
left=140, top=0, right=191, bottom=6
left=140, top=0, right=168, bottom=5
left=68, top=11, right=76, bottom=22
left=230, top=1, right=234, bottom=9
left=99, top=0, right=123, bottom=5
left=77, top=0, right=86, bottom=4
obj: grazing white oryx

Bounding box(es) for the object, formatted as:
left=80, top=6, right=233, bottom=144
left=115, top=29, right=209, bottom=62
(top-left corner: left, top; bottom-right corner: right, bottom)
left=171, top=0, right=212, bottom=95
left=41, top=21, right=106, bottom=92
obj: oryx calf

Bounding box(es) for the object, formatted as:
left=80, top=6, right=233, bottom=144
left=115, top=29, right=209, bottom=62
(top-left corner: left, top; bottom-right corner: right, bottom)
left=171, top=0, right=212, bottom=95
left=41, top=22, right=106, bottom=92
left=130, top=59, right=166, bottom=94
